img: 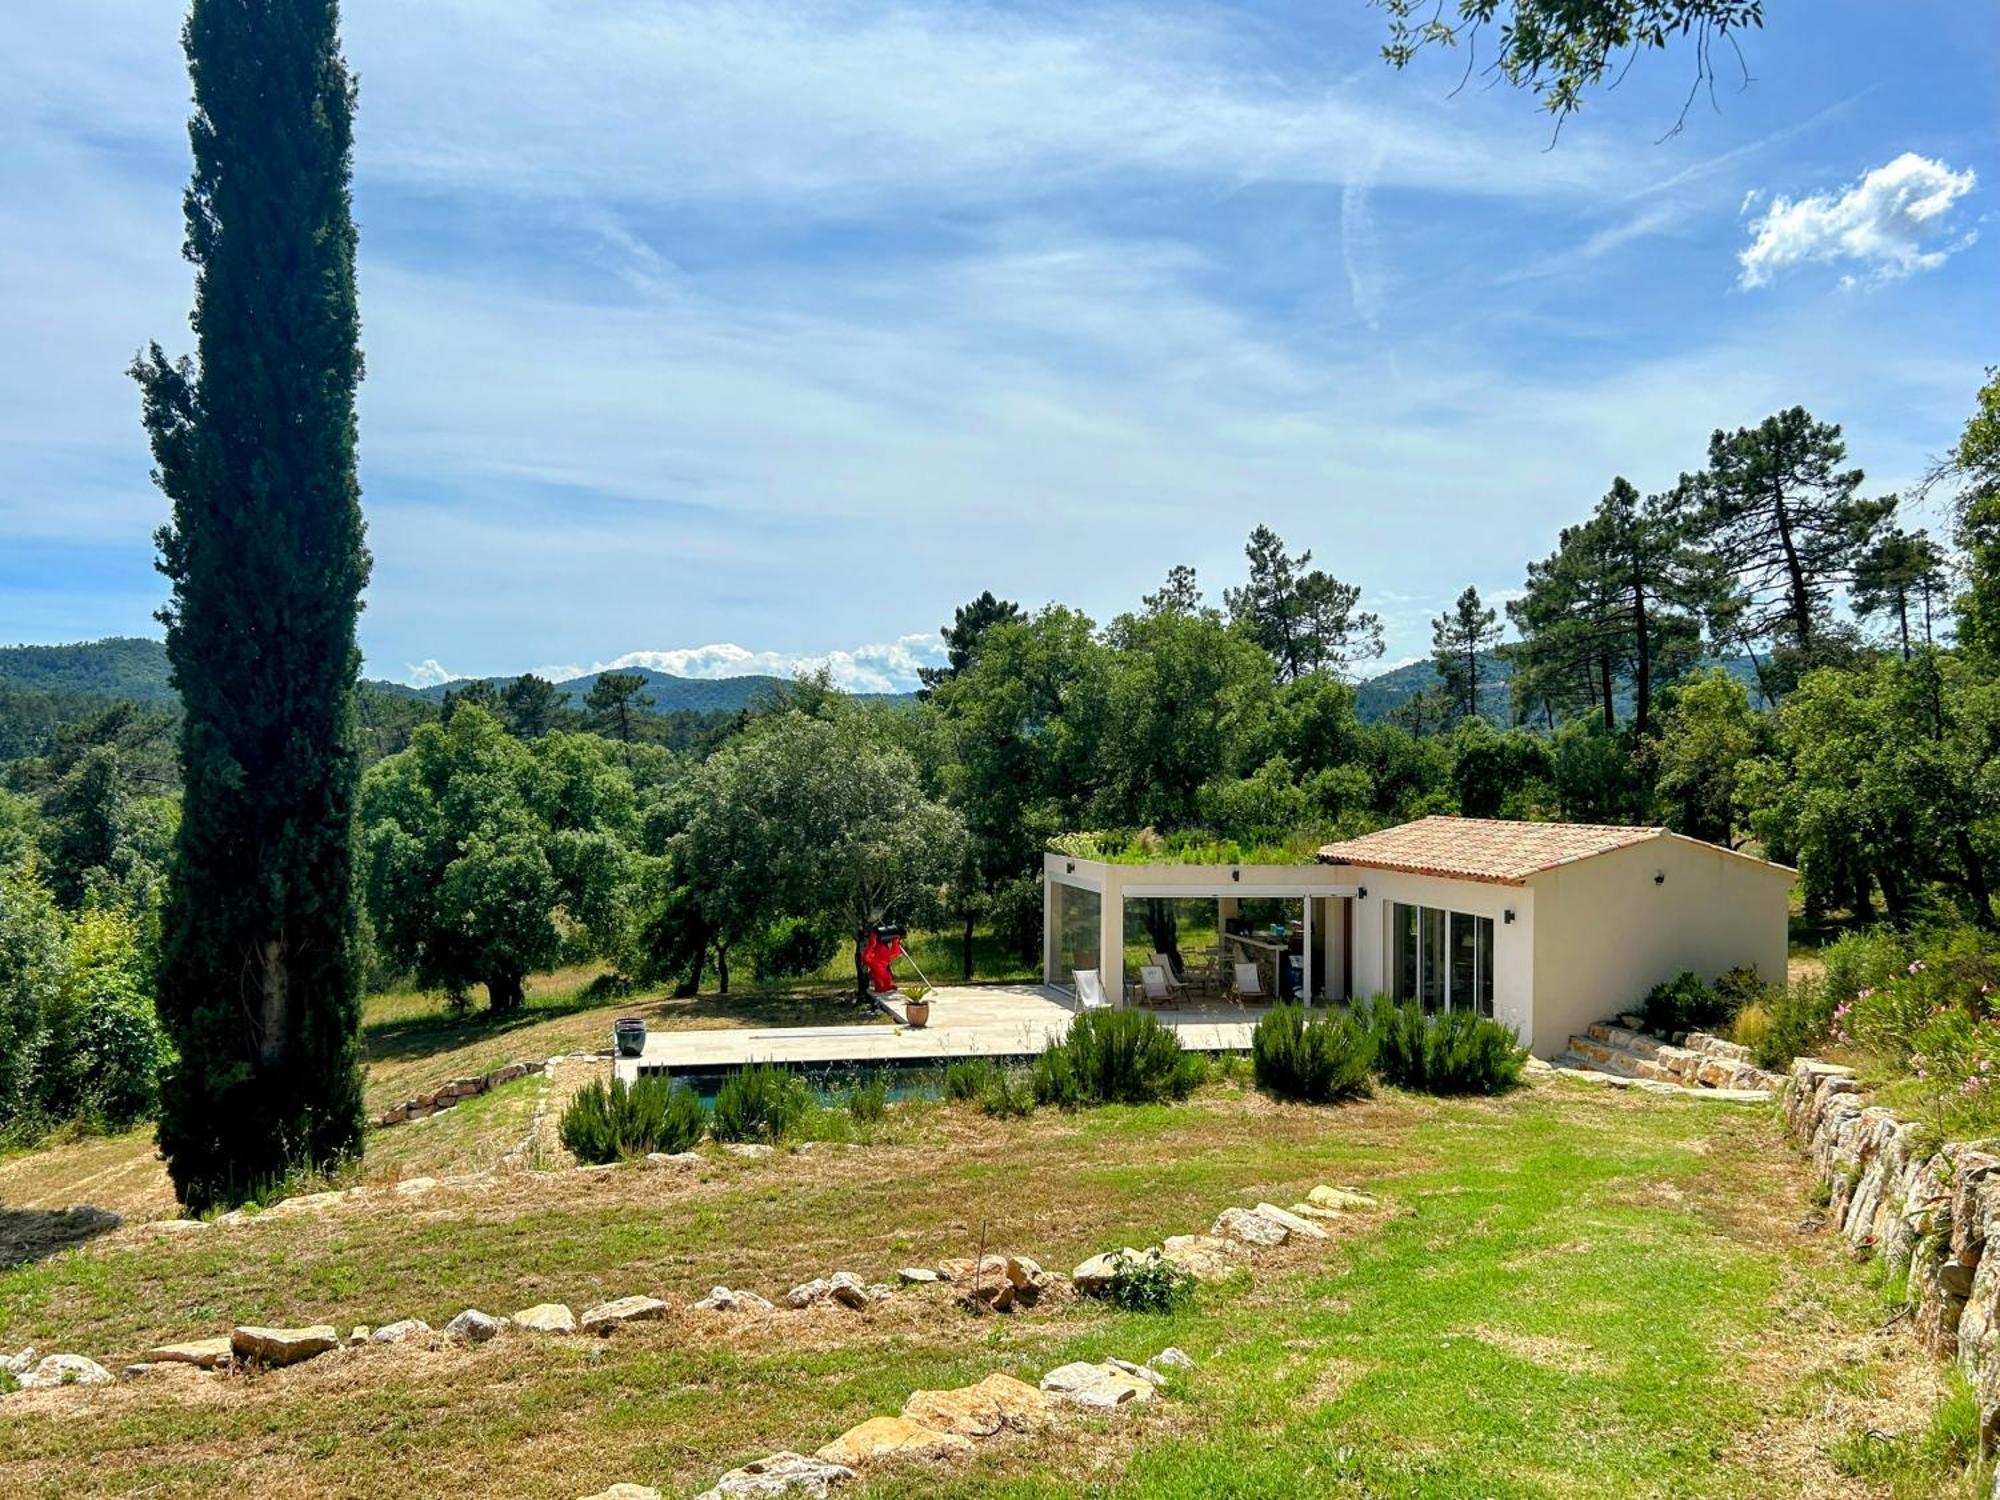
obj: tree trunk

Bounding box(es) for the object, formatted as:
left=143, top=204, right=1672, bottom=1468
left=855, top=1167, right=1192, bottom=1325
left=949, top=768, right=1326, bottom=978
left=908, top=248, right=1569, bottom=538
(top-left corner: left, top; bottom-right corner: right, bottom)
left=1844, top=869, right=1875, bottom=926
left=486, top=970, right=525, bottom=1012
left=1897, top=593, right=1912, bottom=661
left=1956, top=828, right=1997, bottom=931
left=1632, top=578, right=1652, bottom=738
left=1771, top=480, right=1814, bottom=652
left=715, top=942, right=730, bottom=996
left=1878, top=865, right=1912, bottom=929
left=1598, top=653, right=1615, bottom=732
left=961, top=910, right=976, bottom=981
left=855, top=930, right=873, bottom=1001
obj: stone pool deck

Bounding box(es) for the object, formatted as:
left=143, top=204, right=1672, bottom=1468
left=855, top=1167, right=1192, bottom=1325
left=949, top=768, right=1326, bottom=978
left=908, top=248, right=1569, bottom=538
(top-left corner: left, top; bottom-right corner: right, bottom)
left=615, top=983, right=1266, bottom=1082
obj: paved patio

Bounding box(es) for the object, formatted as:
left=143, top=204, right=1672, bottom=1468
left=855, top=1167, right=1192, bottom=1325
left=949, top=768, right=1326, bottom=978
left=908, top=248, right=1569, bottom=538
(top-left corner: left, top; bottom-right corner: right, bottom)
left=615, top=983, right=1265, bottom=1082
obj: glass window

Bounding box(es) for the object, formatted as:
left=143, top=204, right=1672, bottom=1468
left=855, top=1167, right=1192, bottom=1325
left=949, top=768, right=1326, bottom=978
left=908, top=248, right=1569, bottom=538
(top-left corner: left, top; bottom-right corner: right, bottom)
left=1475, top=916, right=1495, bottom=1017
left=1392, top=903, right=1419, bottom=1002
left=1450, top=911, right=1477, bottom=1012
left=1420, top=907, right=1447, bottom=1013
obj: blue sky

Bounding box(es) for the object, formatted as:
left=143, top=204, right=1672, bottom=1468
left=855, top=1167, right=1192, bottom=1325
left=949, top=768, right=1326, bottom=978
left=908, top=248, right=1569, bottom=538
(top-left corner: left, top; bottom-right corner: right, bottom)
left=2, top=1, right=1995, bottom=690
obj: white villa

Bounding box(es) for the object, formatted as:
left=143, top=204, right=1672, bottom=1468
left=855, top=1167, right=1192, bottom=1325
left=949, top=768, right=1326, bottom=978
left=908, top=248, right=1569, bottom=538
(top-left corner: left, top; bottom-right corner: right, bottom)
left=1042, top=816, right=1794, bottom=1059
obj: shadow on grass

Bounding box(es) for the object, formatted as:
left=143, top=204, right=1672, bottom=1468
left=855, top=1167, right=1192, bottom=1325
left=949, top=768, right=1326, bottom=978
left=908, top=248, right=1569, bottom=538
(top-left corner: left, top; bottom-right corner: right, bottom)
left=362, top=981, right=885, bottom=1066
left=0, top=1205, right=124, bottom=1269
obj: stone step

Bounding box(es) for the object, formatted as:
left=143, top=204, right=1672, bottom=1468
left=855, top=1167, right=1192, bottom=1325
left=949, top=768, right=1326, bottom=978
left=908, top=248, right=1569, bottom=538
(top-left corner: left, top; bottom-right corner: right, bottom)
left=1684, top=1032, right=1752, bottom=1064
left=1563, top=1036, right=1647, bottom=1077
left=1585, top=1023, right=1664, bottom=1056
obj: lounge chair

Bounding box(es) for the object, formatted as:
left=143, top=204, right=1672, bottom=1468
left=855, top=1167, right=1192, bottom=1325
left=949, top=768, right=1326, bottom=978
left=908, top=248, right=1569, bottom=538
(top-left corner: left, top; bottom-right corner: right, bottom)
left=1137, top=964, right=1180, bottom=1009
left=1072, top=969, right=1115, bottom=1011
left=1230, top=961, right=1266, bottom=1007
left=1146, top=951, right=1190, bottom=1002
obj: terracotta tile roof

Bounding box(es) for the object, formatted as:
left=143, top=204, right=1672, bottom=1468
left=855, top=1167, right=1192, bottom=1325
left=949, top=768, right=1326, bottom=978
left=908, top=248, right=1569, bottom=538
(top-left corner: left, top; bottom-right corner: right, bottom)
left=1317, top=816, right=1667, bottom=886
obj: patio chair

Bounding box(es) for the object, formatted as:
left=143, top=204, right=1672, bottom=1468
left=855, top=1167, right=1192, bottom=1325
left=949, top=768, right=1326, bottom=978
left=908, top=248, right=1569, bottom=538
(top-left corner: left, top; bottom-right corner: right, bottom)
left=1137, top=964, right=1181, bottom=1009
left=1142, top=954, right=1186, bottom=1006
left=1230, top=961, right=1266, bottom=1007
left=1072, top=969, right=1115, bottom=1011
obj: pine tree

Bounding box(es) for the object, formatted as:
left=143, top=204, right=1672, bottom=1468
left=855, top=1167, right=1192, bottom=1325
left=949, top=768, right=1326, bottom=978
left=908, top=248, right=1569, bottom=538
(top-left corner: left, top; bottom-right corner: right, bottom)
left=1678, top=407, right=1893, bottom=670
left=1852, top=526, right=1947, bottom=660
left=916, top=591, right=1023, bottom=692
left=1224, top=525, right=1383, bottom=681
left=501, top=673, right=566, bottom=737
left=1430, top=586, right=1501, bottom=721
left=583, top=671, right=654, bottom=767
left=131, top=0, right=369, bottom=1210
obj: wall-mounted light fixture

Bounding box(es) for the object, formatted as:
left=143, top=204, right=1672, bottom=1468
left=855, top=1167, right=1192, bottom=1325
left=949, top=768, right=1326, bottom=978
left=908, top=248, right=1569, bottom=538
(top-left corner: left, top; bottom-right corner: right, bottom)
left=1231, top=868, right=1241, bottom=882
left=1066, top=861, right=1076, bottom=875
left=1654, top=870, right=1666, bottom=886
left=1357, top=886, right=1368, bottom=900
left=1504, top=908, right=1516, bottom=925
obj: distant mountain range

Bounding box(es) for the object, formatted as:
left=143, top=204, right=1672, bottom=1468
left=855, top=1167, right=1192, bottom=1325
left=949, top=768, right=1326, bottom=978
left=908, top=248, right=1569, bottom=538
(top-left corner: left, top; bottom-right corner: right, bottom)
left=0, top=640, right=905, bottom=721
left=387, top=665, right=909, bottom=713
left=0, top=636, right=1766, bottom=734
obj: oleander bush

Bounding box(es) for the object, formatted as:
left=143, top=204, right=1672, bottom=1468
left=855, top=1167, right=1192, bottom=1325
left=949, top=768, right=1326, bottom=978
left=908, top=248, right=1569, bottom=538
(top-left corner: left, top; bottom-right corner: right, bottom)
left=710, top=1063, right=811, bottom=1143
left=559, top=1074, right=705, bottom=1163
left=1251, top=1004, right=1374, bottom=1104
left=1031, top=1007, right=1202, bottom=1107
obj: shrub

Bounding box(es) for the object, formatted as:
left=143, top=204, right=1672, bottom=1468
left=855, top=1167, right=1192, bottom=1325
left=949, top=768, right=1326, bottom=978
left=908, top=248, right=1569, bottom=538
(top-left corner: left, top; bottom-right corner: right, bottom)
left=1251, top=1005, right=1374, bottom=1104
left=559, top=1075, right=705, bottom=1163
left=1031, top=1008, right=1202, bottom=1108
left=846, top=1073, right=888, bottom=1123
left=710, top=1063, right=811, bottom=1143
left=1640, top=970, right=1735, bottom=1038
left=1104, top=1252, right=1196, bottom=1314
left=978, top=1068, right=1035, bottom=1118
left=944, top=1058, right=998, bottom=1101
left=1363, top=997, right=1525, bottom=1096
left=752, top=917, right=841, bottom=981
left=1743, top=976, right=1839, bottom=1070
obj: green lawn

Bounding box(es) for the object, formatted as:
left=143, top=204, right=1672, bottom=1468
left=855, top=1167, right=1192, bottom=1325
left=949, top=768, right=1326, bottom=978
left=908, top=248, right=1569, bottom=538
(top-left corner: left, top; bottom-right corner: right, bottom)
left=0, top=1079, right=1968, bottom=1498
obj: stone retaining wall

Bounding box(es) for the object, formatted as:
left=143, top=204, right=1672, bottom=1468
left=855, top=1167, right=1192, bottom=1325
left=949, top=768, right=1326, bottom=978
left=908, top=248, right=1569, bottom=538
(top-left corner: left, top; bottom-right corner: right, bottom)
left=375, top=1059, right=547, bottom=1129
left=1783, top=1056, right=2000, bottom=1451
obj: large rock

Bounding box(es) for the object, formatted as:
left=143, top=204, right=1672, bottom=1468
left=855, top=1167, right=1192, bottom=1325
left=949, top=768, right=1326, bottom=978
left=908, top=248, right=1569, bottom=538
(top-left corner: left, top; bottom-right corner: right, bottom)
left=513, top=1303, right=578, bottom=1334
left=1211, top=1207, right=1288, bottom=1247
left=16, top=1354, right=115, bottom=1389
left=446, top=1309, right=508, bottom=1343
left=695, top=1286, right=776, bottom=1313
left=143, top=1337, right=233, bottom=1369
left=902, top=1372, right=1052, bottom=1437
left=896, top=1267, right=942, bottom=1285
left=1306, top=1185, right=1378, bottom=1211
left=1149, top=1346, right=1195, bottom=1373
left=1251, top=1203, right=1329, bottom=1240
left=935, top=1254, right=1011, bottom=1285
left=580, top=1296, right=669, bottom=1334
left=1, top=1348, right=36, bottom=1376
left=1161, top=1234, right=1247, bottom=1281
left=1038, top=1360, right=1154, bottom=1409
left=826, top=1273, right=871, bottom=1309
left=694, top=1451, right=856, bottom=1499
left=231, top=1325, right=339, bottom=1367
left=1070, top=1248, right=1150, bottom=1293
left=814, top=1416, right=972, bottom=1466
left=785, top=1278, right=832, bottom=1309
left=371, top=1318, right=431, bottom=1345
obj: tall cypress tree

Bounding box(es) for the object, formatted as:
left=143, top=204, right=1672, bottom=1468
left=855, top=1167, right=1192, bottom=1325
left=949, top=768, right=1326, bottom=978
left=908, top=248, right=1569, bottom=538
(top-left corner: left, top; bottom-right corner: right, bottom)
left=132, top=0, right=369, bottom=1210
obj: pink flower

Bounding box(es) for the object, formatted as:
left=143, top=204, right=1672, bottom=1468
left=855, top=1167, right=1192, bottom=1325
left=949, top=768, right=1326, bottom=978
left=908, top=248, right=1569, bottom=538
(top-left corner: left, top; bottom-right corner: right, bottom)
left=1909, top=960, right=1928, bottom=975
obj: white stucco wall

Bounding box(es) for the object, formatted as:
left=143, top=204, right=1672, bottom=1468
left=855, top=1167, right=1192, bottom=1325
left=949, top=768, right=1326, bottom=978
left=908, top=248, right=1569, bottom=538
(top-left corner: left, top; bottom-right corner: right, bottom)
left=1526, top=836, right=1792, bottom=1055
left=1344, top=870, right=1534, bottom=1050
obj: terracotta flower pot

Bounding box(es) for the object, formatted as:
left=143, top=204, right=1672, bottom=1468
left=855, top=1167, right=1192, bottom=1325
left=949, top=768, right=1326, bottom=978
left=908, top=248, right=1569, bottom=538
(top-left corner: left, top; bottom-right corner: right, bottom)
left=904, top=998, right=931, bottom=1028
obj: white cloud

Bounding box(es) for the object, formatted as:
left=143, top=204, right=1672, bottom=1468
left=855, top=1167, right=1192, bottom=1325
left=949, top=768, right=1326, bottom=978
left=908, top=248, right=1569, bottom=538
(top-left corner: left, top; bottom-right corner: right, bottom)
left=526, top=635, right=947, bottom=695
left=404, top=659, right=459, bottom=687
left=1738, top=152, right=1978, bottom=289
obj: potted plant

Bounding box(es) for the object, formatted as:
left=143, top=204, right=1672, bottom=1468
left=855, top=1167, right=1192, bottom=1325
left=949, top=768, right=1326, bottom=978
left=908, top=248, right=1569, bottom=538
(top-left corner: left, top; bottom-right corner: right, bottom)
left=903, top=986, right=931, bottom=1028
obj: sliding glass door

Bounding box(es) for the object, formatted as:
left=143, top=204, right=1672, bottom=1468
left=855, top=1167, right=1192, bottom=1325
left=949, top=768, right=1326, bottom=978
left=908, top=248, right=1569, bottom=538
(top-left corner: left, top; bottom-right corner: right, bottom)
left=1391, top=903, right=1495, bottom=1017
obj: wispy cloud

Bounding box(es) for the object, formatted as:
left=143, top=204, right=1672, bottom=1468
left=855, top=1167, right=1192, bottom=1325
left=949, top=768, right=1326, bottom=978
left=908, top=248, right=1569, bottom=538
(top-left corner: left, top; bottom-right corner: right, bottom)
left=1739, top=152, right=1978, bottom=289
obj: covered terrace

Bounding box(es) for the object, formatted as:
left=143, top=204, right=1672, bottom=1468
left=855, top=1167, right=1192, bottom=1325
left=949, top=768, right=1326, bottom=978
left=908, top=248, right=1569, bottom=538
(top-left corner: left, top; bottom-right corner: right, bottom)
left=1042, top=849, right=1360, bottom=1009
